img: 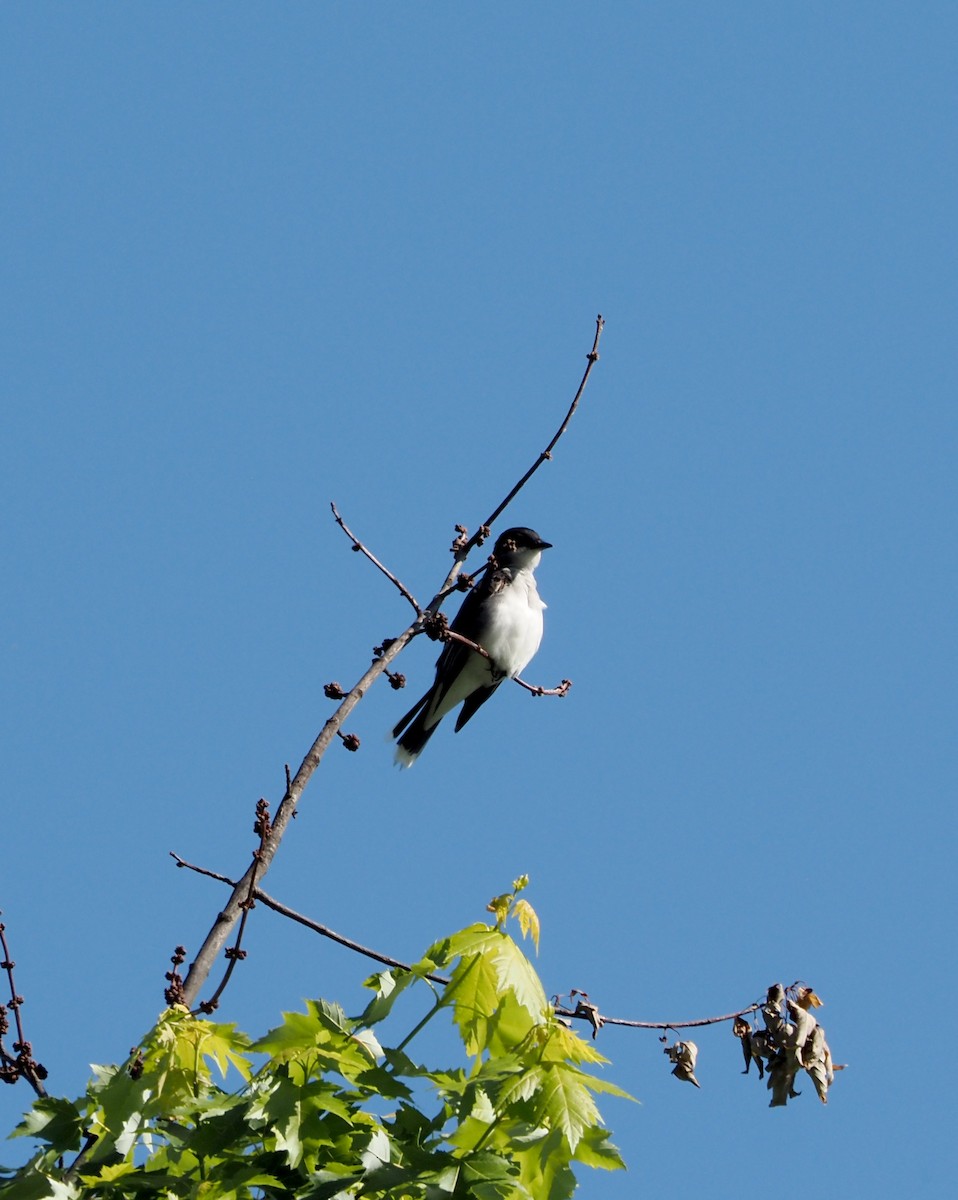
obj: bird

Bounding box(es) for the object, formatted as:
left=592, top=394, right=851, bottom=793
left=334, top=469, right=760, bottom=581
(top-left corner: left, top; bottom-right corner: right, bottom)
left=392, top=526, right=552, bottom=766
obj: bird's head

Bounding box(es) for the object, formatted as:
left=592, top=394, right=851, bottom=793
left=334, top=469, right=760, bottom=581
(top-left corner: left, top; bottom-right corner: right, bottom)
left=492, top=527, right=552, bottom=570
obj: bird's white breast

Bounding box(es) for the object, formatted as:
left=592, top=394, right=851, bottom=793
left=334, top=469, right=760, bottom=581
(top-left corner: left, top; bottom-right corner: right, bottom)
left=482, top=568, right=546, bottom=678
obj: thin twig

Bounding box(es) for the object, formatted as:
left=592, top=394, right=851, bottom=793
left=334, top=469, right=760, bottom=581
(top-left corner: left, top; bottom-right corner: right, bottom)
left=331, top=502, right=422, bottom=615
left=423, top=315, right=606, bottom=610
left=436, top=628, right=571, bottom=701
left=514, top=676, right=572, bottom=697
left=171, top=853, right=232, bottom=885
left=171, top=854, right=449, bottom=985
left=0, top=917, right=47, bottom=1097
left=463, top=313, right=605, bottom=558
left=554, top=1002, right=762, bottom=1031
left=194, top=800, right=272, bottom=1014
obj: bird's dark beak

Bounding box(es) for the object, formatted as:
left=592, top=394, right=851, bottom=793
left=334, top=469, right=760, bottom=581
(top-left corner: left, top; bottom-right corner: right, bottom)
left=537, top=539, right=553, bottom=550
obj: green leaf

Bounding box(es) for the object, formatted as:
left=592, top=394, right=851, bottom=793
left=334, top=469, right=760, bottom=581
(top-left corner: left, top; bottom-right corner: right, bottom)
left=484, top=991, right=538, bottom=1058
left=12, top=1098, right=85, bottom=1150
left=538, top=1020, right=610, bottom=1066
left=0, top=1170, right=81, bottom=1199
left=512, top=899, right=540, bottom=953
left=195, top=1022, right=253, bottom=1082
left=447, top=951, right=501, bottom=1056
left=359, top=967, right=418, bottom=1025
left=351, top=1027, right=383, bottom=1062
left=514, top=1126, right=577, bottom=1200
left=571, top=1124, right=627, bottom=1171
left=1, top=892, right=627, bottom=1200
left=310, top=997, right=353, bottom=1036
left=536, top=1065, right=599, bottom=1153
left=486, top=932, right=547, bottom=1018
left=494, top=1063, right=545, bottom=1112
left=444, top=927, right=548, bottom=1056
left=359, top=1125, right=391, bottom=1170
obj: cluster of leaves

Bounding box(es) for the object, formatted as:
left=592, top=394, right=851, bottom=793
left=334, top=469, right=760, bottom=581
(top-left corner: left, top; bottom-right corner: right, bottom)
left=733, top=983, right=841, bottom=1106
left=3, top=882, right=627, bottom=1199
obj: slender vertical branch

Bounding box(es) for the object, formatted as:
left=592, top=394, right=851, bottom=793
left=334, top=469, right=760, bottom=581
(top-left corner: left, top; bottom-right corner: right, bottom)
left=0, top=918, right=47, bottom=1097
left=465, top=314, right=604, bottom=556
left=426, top=314, right=605, bottom=608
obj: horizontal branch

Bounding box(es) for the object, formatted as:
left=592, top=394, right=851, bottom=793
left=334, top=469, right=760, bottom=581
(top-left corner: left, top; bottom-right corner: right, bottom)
left=554, top=1001, right=761, bottom=1032
left=173, top=859, right=764, bottom=1035
left=171, top=854, right=449, bottom=986
left=514, top=676, right=572, bottom=698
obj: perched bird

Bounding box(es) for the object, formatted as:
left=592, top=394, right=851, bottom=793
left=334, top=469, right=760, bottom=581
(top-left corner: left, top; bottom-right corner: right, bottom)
left=392, top=526, right=552, bottom=766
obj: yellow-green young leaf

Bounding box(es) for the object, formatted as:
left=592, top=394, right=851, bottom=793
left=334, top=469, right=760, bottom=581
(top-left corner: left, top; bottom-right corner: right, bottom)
left=512, top=899, right=540, bottom=953
left=536, top=1064, right=600, bottom=1153
left=494, top=1063, right=545, bottom=1111
left=82, top=1160, right=137, bottom=1183
left=565, top=1065, right=635, bottom=1102
left=538, top=1020, right=611, bottom=1067
left=489, top=933, right=548, bottom=1019
left=448, top=952, right=502, bottom=1056
left=196, top=1025, right=253, bottom=1082
left=571, top=1125, right=627, bottom=1171
left=484, top=990, right=537, bottom=1059
left=514, top=1126, right=576, bottom=1200
left=512, top=874, right=530, bottom=894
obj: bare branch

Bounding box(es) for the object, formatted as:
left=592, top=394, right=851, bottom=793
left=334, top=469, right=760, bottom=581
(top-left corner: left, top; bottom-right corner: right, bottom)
left=554, top=1001, right=762, bottom=1031
left=423, top=316, right=606, bottom=610
left=464, top=313, right=605, bottom=557
left=171, top=854, right=449, bottom=986
left=432, top=626, right=571, bottom=700
left=514, top=676, right=572, bottom=698
left=175, top=863, right=766, bottom=1036
left=171, top=852, right=233, bottom=886
left=331, top=502, right=422, bottom=615
left=0, top=917, right=47, bottom=1097
left=180, top=623, right=418, bottom=1008
left=194, top=800, right=272, bottom=1014
left=252, top=887, right=450, bottom=986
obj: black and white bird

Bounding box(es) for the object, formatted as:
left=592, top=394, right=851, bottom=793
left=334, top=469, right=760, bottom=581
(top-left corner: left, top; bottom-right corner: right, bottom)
left=392, top=526, right=552, bottom=766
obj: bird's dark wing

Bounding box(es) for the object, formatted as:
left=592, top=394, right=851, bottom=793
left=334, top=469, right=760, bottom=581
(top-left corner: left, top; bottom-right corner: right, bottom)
left=454, top=679, right=502, bottom=732
left=425, top=569, right=505, bottom=705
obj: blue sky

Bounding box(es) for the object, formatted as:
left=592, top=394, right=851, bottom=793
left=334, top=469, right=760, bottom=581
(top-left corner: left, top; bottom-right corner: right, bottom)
left=2, top=3, right=956, bottom=1195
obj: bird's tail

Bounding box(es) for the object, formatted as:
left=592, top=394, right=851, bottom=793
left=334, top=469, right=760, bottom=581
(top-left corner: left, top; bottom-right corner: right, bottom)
left=394, top=709, right=442, bottom=767
left=392, top=690, right=440, bottom=767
